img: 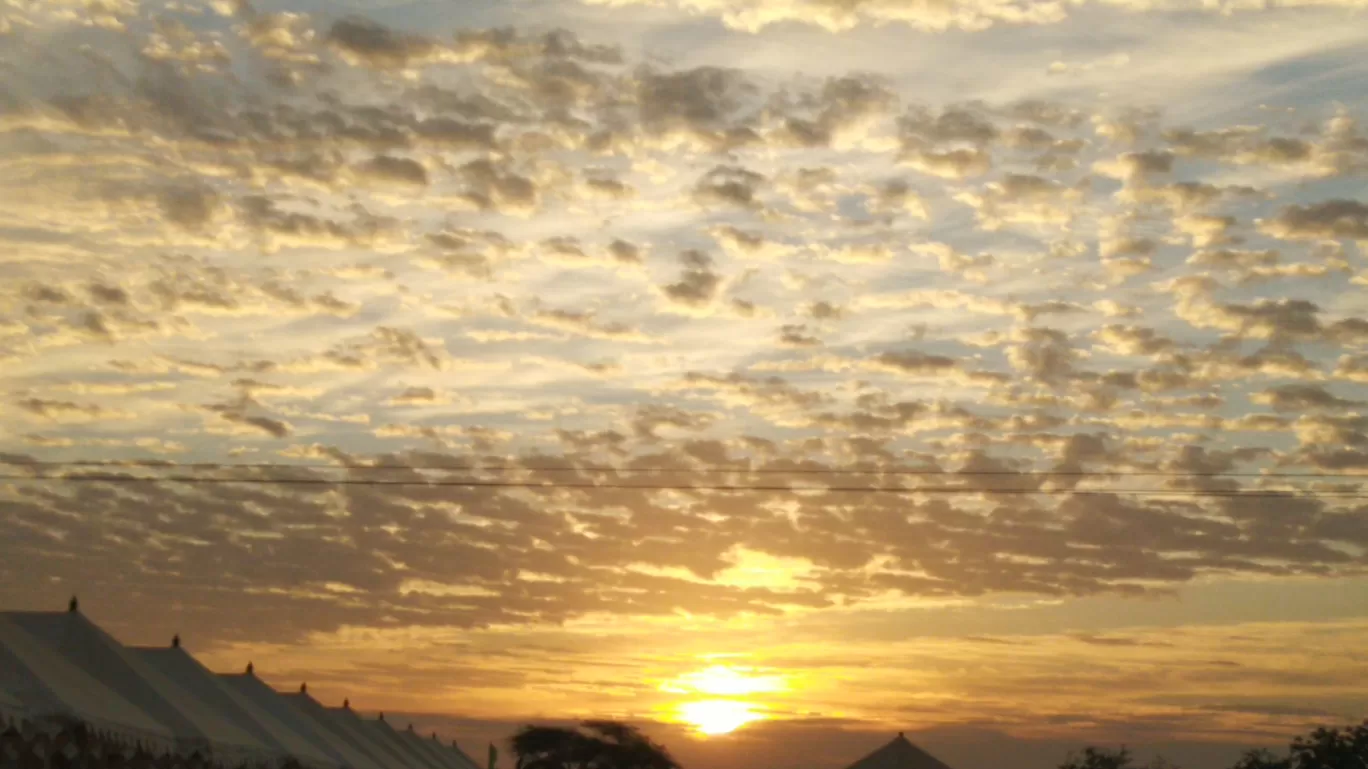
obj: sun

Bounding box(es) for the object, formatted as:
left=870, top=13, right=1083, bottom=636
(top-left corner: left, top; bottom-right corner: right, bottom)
left=678, top=700, right=761, bottom=736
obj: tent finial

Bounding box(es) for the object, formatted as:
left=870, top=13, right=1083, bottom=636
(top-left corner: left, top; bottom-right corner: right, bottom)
left=379, top=712, right=385, bottom=722
left=246, top=662, right=254, bottom=675
left=343, top=698, right=350, bottom=709
left=172, top=634, right=180, bottom=649
left=300, top=682, right=307, bottom=693
left=69, top=595, right=79, bottom=612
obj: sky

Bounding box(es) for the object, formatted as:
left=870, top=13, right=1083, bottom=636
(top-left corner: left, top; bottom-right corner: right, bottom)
left=1, top=0, right=1367, bottom=767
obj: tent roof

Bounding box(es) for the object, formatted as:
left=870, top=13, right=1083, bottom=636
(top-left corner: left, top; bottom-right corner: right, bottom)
left=397, top=728, right=463, bottom=769
left=401, top=728, right=479, bottom=769
left=326, top=708, right=421, bottom=769
left=3, top=611, right=267, bottom=757
left=219, top=673, right=374, bottom=769
left=132, top=648, right=336, bottom=768
left=0, top=682, right=29, bottom=726
left=843, top=734, right=956, bottom=769
left=363, top=717, right=449, bottom=769
left=280, top=691, right=392, bottom=769
left=0, top=615, right=173, bottom=749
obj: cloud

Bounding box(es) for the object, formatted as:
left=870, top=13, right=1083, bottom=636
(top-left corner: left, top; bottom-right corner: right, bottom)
left=355, top=155, right=429, bottom=186
left=660, top=250, right=724, bottom=311
left=958, top=174, right=1084, bottom=229
left=778, top=324, right=822, bottom=347
left=529, top=309, right=654, bottom=342
left=1260, top=200, right=1368, bottom=241
left=13, top=398, right=130, bottom=423
left=636, top=66, right=758, bottom=150
left=454, top=159, right=541, bottom=215
left=1251, top=384, right=1359, bottom=412
left=693, top=165, right=767, bottom=209
left=326, top=17, right=439, bottom=69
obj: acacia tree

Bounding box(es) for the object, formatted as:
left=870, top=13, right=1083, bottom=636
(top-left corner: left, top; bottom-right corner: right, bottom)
left=510, top=721, right=681, bottom=769
left=1232, top=748, right=1292, bottom=769
left=1060, top=747, right=1134, bottom=769
left=1288, top=724, right=1368, bottom=769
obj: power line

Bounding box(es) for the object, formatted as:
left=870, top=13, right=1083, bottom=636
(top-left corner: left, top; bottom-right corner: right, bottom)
left=1, top=473, right=1364, bottom=498
left=0, top=459, right=1360, bottom=480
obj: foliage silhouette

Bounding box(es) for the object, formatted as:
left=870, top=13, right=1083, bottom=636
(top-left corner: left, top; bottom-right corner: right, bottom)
left=510, top=721, right=680, bottom=769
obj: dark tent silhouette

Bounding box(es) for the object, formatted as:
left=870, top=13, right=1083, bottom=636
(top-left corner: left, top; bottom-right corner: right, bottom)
left=843, top=733, right=956, bottom=769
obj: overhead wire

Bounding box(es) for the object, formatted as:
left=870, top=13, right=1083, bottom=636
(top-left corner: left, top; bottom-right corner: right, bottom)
left=0, top=459, right=1362, bottom=480
left=0, top=472, right=1364, bottom=498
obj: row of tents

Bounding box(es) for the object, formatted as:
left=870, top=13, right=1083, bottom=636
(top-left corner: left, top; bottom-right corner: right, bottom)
left=0, top=599, right=483, bottom=769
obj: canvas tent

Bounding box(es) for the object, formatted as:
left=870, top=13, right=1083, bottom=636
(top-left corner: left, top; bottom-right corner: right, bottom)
left=842, top=733, right=956, bottom=769
left=399, top=726, right=475, bottom=769
left=218, top=674, right=378, bottom=769
left=131, top=646, right=338, bottom=769
left=280, top=691, right=391, bottom=769
left=326, top=707, right=419, bottom=769
left=0, top=684, right=29, bottom=729
left=324, top=706, right=417, bottom=769
left=448, top=739, right=482, bottom=769
left=3, top=610, right=270, bottom=764
left=0, top=614, right=173, bottom=750
left=364, top=717, right=448, bottom=769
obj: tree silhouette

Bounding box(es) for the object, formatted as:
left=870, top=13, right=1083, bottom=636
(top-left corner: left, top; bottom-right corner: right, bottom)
left=510, top=721, right=680, bottom=769
left=1288, top=724, right=1368, bottom=769
left=1231, top=748, right=1292, bottom=769
left=1060, top=747, right=1134, bottom=769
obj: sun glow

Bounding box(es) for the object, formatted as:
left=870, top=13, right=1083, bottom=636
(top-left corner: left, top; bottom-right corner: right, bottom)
left=677, top=700, right=761, bottom=735
left=663, top=664, right=785, bottom=735
left=663, top=664, right=787, bottom=696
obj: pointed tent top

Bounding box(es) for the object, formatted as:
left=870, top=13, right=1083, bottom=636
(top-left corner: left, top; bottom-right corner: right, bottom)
left=300, top=682, right=307, bottom=693
left=379, top=712, right=385, bottom=722
left=842, top=733, right=956, bottom=769
left=246, top=662, right=254, bottom=675
left=343, top=698, right=350, bottom=709
left=68, top=595, right=79, bottom=612
left=171, top=634, right=180, bottom=649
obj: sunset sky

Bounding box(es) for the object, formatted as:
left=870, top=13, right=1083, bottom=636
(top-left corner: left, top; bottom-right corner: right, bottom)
left=1, top=0, right=1367, bottom=767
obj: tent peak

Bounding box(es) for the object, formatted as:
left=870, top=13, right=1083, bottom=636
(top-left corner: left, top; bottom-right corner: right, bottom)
left=246, top=661, right=254, bottom=675
left=343, top=698, right=350, bottom=709
left=68, top=595, right=79, bottom=612
left=300, top=682, right=307, bottom=693
left=172, top=634, right=180, bottom=649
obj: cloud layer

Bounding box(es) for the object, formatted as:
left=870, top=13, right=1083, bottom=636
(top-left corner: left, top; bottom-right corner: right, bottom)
left=1, top=1, right=1367, bottom=765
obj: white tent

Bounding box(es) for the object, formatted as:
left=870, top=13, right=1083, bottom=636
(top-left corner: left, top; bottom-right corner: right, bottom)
left=0, top=614, right=173, bottom=751
left=364, top=718, right=448, bottom=769
left=218, top=675, right=375, bottom=769
left=400, top=726, right=479, bottom=769
left=447, top=739, right=482, bottom=769
left=3, top=610, right=270, bottom=763
left=279, top=692, right=392, bottom=769
left=0, top=684, right=29, bottom=729
left=131, top=647, right=337, bottom=769
left=326, top=708, right=418, bottom=769
left=396, top=726, right=462, bottom=769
